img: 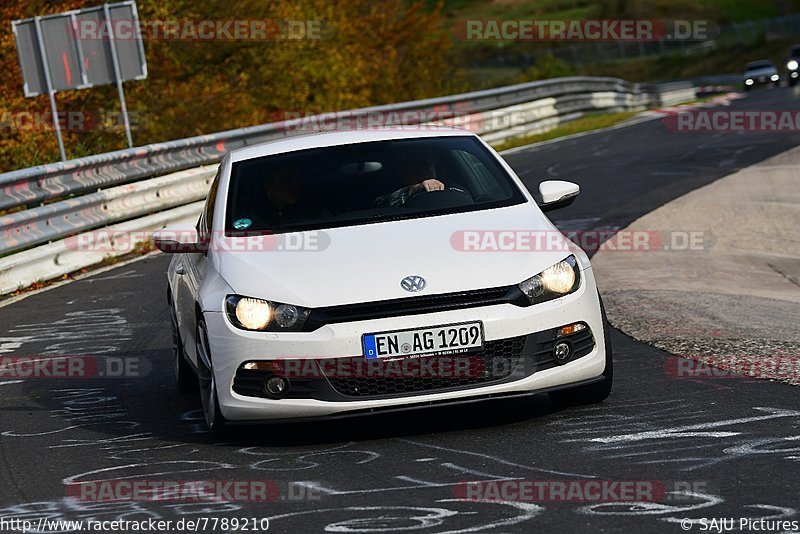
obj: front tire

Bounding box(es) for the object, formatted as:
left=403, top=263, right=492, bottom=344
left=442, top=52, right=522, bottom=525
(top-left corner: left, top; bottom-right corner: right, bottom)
left=169, top=295, right=197, bottom=394
left=548, top=294, right=613, bottom=407
left=196, top=318, right=227, bottom=435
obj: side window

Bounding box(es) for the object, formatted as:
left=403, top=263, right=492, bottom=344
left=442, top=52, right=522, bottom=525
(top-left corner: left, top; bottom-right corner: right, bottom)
left=198, top=168, right=221, bottom=240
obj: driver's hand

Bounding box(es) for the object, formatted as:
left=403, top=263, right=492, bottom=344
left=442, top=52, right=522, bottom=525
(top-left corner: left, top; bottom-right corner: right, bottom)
left=413, top=179, right=445, bottom=194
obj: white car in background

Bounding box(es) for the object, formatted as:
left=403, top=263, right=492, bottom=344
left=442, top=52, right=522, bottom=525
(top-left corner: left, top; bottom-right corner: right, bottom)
left=743, top=60, right=780, bottom=90
left=155, top=127, right=612, bottom=433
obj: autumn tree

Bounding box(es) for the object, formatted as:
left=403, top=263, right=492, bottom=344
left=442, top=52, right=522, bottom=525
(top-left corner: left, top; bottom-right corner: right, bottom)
left=0, top=0, right=461, bottom=171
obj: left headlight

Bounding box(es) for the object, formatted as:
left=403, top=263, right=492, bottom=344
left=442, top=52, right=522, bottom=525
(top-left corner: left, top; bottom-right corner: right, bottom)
left=788, top=60, right=798, bottom=70
left=225, top=295, right=310, bottom=332
left=517, top=255, right=581, bottom=304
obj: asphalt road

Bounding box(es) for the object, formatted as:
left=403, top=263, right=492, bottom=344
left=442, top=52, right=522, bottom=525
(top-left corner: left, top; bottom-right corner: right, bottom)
left=1, top=87, right=799, bottom=534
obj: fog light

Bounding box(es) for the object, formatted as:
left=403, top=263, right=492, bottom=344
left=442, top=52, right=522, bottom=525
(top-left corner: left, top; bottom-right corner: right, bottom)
left=553, top=342, right=572, bottom=364
left=265, top=376, right=288, bottom=396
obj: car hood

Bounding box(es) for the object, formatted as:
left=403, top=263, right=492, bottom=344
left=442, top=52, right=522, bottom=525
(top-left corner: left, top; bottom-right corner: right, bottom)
left=212, top=202, right=581, bottom=308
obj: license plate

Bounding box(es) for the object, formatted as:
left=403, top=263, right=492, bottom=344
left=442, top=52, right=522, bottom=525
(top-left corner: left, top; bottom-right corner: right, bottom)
left=362, top=321, right=484, bottom=359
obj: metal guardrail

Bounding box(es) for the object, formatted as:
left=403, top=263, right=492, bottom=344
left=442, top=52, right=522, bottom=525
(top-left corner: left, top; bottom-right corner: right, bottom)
left=1, top=165, right=215, bottom=255
left=0, top=202, right=203, bottom=295
left=0, top=76, right=697, bottom=294
left=458, top=90, right=649, bottom=143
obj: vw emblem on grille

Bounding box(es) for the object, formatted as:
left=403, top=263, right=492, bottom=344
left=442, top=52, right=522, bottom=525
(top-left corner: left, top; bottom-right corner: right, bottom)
left=400, top=275, right=426, bottom=292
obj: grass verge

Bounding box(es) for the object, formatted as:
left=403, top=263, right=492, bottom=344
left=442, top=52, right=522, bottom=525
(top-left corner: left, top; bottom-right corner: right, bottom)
left=491, top=110, right=639, bottom=152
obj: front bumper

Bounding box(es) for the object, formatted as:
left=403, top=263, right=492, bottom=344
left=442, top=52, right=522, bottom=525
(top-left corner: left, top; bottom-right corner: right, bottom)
left=203, top=267, right=607, bottom=421
left=745, top=75, right=779, bottom=87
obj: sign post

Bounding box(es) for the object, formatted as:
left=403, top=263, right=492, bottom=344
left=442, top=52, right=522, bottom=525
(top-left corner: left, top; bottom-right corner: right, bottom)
left=31, top=16, right=66, bottom=161
left=103, top=3, right=133, bottom=148
left=11, top=1, right=148, bottom=160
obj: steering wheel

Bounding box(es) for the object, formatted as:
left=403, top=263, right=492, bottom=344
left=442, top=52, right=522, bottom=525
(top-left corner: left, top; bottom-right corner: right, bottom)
left=404, top=186, right=473, bottom=209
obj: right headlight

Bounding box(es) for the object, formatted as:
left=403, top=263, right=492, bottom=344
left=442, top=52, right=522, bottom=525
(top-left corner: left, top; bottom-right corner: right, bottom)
left=517, top=255, right=581, bottom=304
left=788, top=60, right=798, bottom=70
left=225, top=295, right=310, bottom=332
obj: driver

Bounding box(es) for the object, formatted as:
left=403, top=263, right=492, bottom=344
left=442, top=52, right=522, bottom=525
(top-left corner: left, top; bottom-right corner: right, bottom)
left=374, top=152, right=445, bottom=208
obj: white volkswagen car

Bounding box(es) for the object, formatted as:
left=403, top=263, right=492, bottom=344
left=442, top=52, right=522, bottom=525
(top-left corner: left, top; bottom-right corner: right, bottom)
left=155, top=127, right=612, bottom=433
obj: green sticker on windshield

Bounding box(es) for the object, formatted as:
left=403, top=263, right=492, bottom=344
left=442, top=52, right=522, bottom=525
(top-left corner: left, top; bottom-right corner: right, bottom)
left=233, top=218, right=252, bottom=230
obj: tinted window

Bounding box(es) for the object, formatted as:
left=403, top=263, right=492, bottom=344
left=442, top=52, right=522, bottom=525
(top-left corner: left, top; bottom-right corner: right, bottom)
left=746, top=62, right=774, bottom=71
left=224, top=136, right=526, bottom=235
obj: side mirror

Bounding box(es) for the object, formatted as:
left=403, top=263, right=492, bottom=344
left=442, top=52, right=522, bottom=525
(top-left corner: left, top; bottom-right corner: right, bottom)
left=538, top=180, right=580, bottom=212
left=153, top=224, right=207, bottom=253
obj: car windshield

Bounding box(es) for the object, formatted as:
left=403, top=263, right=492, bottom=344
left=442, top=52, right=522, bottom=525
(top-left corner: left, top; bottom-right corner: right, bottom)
left=746, top=62, right=773, bottom=71
left=224, top=135, right=527, bottom=235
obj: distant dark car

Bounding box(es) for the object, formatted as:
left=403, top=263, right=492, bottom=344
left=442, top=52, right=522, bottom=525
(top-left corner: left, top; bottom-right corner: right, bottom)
left=785, top=45, right=800, bottom=86
left=743, top=60, right=779, bottom=90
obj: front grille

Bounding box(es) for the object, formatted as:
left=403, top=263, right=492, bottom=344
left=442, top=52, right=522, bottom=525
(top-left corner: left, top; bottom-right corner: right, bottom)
left=325, top=335, right=527, bottom=398
left=303, top=286, right=528, bottom=331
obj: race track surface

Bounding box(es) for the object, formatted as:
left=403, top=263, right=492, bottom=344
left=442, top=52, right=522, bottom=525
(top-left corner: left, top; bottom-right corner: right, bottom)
left=1, top=87, right=799, bottom=533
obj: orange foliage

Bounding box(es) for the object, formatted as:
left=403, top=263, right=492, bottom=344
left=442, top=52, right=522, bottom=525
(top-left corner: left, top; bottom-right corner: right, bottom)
left=0, top=0, right=461, bottom=171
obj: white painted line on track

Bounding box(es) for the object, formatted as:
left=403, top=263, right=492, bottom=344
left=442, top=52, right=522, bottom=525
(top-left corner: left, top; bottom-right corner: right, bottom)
left=0, top=252, right=158, bottom=310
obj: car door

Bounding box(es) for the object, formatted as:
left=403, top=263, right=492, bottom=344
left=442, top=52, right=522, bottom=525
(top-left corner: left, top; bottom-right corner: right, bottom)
left=176, top=168, right=221, bottom=366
